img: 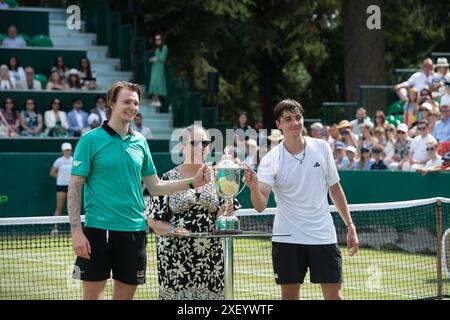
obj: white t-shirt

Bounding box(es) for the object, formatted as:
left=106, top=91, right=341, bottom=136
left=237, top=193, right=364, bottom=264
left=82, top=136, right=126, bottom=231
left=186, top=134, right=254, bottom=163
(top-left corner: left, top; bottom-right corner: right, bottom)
left=409, top=134, right=437, bottom=162
left=257, top=137, right=340, bottom=245
left=425, top=156, right=442, bottom=168
left=53, top=156, right=73, bottom=186
left=440, top=94, right=450, bottom=107
left=408, top=71, right=431, bottom=92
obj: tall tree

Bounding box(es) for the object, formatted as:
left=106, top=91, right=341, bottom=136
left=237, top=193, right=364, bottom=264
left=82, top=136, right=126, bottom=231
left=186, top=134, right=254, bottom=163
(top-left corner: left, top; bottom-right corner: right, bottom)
left=343, top=0, right=387, bottom=103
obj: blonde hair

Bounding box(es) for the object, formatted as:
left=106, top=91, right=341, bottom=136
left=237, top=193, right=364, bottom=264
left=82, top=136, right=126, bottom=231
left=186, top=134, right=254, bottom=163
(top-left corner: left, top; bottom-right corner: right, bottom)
left=179, top=124, right=210, bottom=144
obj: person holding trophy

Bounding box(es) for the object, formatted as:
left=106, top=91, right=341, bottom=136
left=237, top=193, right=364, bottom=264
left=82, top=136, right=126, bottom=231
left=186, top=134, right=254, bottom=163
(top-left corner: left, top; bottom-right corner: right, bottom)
left=147, top=124, right=240, bottom=300
left=243, top=99, right=359, bottom=300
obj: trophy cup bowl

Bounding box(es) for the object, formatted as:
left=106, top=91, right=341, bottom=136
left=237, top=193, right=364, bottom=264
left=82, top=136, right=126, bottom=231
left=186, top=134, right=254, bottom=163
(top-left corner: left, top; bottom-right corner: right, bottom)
left=213, top=149, right=246, bottom=235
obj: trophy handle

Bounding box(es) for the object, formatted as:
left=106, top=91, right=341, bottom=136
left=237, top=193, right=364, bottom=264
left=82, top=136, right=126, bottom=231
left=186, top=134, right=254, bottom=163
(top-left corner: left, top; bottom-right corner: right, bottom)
left=235, top=166, right=247, bottom=197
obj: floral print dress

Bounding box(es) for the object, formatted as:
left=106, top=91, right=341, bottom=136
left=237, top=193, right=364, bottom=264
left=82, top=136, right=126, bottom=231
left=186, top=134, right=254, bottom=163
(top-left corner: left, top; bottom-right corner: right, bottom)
left=148, top=167, right=240, bottom=300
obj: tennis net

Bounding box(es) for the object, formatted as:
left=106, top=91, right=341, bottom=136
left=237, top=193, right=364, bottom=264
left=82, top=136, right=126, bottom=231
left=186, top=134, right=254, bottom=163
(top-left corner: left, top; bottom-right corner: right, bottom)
left=0, top=197, right=449, bottom=300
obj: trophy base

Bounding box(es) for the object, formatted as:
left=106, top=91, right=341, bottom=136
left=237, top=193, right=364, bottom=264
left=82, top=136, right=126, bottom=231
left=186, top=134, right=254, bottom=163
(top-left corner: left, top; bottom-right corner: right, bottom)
left=212, top=230, right=243, bottom=236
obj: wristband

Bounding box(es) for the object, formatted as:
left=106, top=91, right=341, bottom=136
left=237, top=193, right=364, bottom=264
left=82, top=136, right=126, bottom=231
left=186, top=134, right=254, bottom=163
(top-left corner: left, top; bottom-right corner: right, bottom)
left=187, top=178, right=195, bottom=189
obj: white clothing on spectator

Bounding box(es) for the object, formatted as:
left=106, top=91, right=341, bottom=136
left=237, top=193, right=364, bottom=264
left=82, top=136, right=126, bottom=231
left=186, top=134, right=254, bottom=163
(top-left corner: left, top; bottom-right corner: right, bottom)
left=408, top=71, right=432, bottom=92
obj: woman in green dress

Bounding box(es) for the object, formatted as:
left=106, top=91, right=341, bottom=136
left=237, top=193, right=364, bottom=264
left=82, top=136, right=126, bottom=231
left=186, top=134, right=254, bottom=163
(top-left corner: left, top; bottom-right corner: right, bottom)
left=149, top=34, right=168, bottom=107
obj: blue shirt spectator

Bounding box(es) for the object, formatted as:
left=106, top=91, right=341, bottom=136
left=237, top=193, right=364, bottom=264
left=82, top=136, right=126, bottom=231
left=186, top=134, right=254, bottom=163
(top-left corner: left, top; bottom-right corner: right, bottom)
left=432, top=105, right=450, bottom=142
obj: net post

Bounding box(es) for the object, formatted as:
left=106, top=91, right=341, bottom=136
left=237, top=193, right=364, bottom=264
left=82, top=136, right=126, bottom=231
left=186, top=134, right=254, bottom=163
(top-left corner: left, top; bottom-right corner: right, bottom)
left=436, top=199, right=443, bottom=300
left=223, top=237, right=234, bottom=300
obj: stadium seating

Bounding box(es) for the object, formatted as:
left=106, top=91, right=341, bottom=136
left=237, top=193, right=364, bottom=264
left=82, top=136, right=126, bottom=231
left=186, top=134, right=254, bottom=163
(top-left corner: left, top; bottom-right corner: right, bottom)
left=33, top=74, right=48, bottom=89
left=31, top=35, right=53, bottom=47
left=5, top=0, right=19, bottom=8
left=0, top=47, right=86, bottom=75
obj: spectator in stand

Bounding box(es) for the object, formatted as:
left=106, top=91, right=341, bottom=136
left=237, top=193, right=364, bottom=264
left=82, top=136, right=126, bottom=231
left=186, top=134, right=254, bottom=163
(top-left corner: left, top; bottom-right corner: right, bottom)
left=148, top=33, right=168, bottom=107
left=7, top=56, right=25, bottom=83
left=46, top=70, right=65, bottom=91
left=374, top=127, right=386, bottom=146
left=90, top=95, right=108, bottom=123
left=388, top=123, right=411, bottom=170
left=420, top=88, right=439, bottom=112
left=0, top=64, right=15, bottom=90
left=321, top=125, right=334, bottom=146
left=337, top=120, right=358, bottom=147
left=0, top=0, right=10, bottom=9
left=82, top=113, right=100, bottom=136
left=51, top=56, right=69, bottom=82
left=78, top=57, right=97, bottom=90
left=433, top=104, right=450, bottom=143
left=416, top=102, right=432, bottom=123
left=357, top=147, right=375, bottom=171
left=373, top=110, right=387, bottom=129
left=384, top=124, right=396, bottom=165
left=67, top=98, right=88, bottom=137
left=433, top=103, right=450, bottom=157
left=440, top=81, right=450, bottom=108
left=427, top=109, right=440, bottom=133
left=310, top=122, right=323, bottom=139
left=0, top=113, right=15, bottom=137
left=370, top=145, right=388, bottom=170
left=395, top=58, right=434, bottom=99
left=244, top=138, right=259, bottom=171
left=403, top=87, right=419, bottom=128
left=267, top=128, right=284, bottom=150
left=0, top=97, right=20, bottom=135
left=2, top=25, right=26, bottom=48
left=253, top=121, right=267, bottom=147
left=358, top=122, right=378, bottom=151
left=416, top=152, right=450, bottom=175
left=234, top=111, right=252, bottom=133
left=49, top=142, right=73, bottom=235
left=422, top=141, right=442, bottom=168
left=329, top=124, right=341, bottom=149
left=132, top=113, right=153, bottom=139
left=65, top=69, right=82, bottom=90
left=334, top=141, right=348, bottom=170
left=430, top=58, right=450, bottom=98
left=44, top=98, right=68, bottom=137
left=17, top=66, right=42, bottom=90
left=403, top=120, right=437, bottom=171
left=350, top=107, right=372, bottom=137
left=341, top=146, right=358, bottom=170
left=20, top=99, right=43, bottom=136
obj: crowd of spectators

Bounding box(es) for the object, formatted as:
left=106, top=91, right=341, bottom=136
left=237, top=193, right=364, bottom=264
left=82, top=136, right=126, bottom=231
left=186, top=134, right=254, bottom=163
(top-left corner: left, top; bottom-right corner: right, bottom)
left=227, top=58, right=449, bottom=173
left=0, top=25, right=97, bottom=91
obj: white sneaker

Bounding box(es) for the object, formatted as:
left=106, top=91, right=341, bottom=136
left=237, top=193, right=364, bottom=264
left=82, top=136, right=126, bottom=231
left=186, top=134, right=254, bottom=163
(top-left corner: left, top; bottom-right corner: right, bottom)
left=154, top=101, right=162, bottom=107
left=50, top=228, right=59, bottom=236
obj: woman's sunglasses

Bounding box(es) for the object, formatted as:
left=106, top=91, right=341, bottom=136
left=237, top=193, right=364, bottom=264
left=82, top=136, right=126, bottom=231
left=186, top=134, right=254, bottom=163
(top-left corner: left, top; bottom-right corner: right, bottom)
left=186, top=140, right=211, bottom=147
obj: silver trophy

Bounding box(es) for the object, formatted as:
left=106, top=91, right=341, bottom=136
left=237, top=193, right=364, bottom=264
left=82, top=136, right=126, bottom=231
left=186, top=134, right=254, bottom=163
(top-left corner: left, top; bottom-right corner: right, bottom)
left=213, top=147, right=246, bottom=234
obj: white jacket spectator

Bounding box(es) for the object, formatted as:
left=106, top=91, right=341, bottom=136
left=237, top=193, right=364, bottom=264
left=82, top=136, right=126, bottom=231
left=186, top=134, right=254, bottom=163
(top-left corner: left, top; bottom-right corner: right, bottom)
left=44, top=109, right=69, bottom=136
left=0, top=64, right=15, bottom=90
left=2, top=25, right=26, bottom=48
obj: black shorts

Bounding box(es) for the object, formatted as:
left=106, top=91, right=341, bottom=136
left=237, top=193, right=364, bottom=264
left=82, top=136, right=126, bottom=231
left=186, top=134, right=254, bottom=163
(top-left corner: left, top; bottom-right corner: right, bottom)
left=272, top=242, right=343, bottom=284
left=56, top=185, right=68, bottom=192
left=73, top=227, right=147, bottom=285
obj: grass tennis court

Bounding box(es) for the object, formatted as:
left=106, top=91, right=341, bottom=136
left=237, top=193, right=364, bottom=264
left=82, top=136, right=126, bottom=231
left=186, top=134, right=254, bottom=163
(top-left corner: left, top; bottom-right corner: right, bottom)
left=0, top=235, right=446, bottom=300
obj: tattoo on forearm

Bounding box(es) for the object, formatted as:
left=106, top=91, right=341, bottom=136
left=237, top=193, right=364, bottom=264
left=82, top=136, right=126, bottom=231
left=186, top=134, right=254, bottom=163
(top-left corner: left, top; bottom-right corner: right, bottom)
left=68, top=176, right=85, bottom=230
